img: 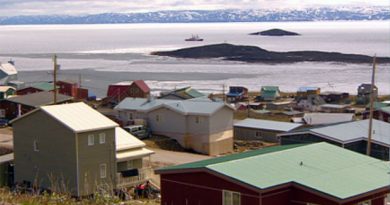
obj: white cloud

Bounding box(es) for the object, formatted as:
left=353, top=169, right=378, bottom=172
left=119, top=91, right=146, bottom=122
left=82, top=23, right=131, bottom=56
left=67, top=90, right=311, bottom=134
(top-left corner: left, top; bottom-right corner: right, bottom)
left=0, top=0, right=388, bottom=16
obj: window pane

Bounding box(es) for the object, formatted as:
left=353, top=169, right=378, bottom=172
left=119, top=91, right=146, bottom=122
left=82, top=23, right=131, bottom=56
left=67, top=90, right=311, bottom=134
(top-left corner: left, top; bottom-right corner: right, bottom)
left=88, top=134, right=94, bottom=146
left=99, top=133, right=106, bottom=144
left=100, top=164, right=107, bottom=178
left=223, top=190, right=232, bottom=205
left=232, top=192, right=240, bottom=205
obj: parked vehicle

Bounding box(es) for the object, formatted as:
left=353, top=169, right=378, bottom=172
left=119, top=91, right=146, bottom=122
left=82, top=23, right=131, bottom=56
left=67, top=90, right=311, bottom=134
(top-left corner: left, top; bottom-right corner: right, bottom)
left=123, top=125, right=150, bottom=139
left=0, top=119, right=8, bottom=127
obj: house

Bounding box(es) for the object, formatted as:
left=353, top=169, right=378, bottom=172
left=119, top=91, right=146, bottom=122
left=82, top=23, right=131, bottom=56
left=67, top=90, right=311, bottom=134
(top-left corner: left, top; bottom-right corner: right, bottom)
left=0, top=62, right=18, bottom=85
left=297, top=113, right=355, bottom=125
left=256, top=86, right=280, bottom=101
left=234, top=118, right=302, bottom=142
left=226, top=86, right=248, bottom=103
left=296, top=94, right=325, bottom=111
left=320, top=103, right=350, bottom=113
left=106, top=82, right=132, bottom=105
left=115, top=98, right=235, bottom=155
left=57, top=80, right=78, bottom=98
left=266, top=100, right=295, bottom=110
left=357, top=83, right=378, bottom=105
left=11, top=102, right=153, bottom=196
left=16, top=82, right=56, bottom=95
left=0, top=91, right=73, bottom=120
left=156, top=142, right=390, bottom=205
left=320, top=91, right=349, bottom=103
left=128, top=80, right=150, bottom=98
left=159, top=86, right=204, bottom=100
left=0, top=86, right=16, bottom=100
left=279, top=119, right=390, bottom=160
left=296, top=87, right=320, bottom=98
left=364, top=107, right=390, bottom=123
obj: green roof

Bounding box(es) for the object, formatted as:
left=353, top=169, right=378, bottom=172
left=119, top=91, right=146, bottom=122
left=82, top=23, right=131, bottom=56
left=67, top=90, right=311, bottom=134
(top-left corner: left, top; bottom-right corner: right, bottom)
left=261, top=90, right=278, bottom=98
left=158, top=143, right=390, bottom=200
left=31, top=82, right=57, bottom=91
left=261, top=86, right=280, bottom=91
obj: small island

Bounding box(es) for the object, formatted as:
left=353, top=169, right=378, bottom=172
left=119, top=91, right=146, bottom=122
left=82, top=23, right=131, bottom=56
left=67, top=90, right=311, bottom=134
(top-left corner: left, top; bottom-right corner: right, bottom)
left=250, top=28, right=300, bottom=36
left=152, top=43, right=390, bottom=64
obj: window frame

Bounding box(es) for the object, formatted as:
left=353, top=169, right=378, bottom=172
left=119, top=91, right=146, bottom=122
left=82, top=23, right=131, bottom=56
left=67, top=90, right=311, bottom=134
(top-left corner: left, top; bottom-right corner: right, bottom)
left=100, top=163, right=107, bottom=179
left=88, top=134, right=94, bottom=146
left=99, top=133, right=106, bottom=144
left=33, top=140, right=39, bottom=152
left=222, top=190, right=240, bottom=205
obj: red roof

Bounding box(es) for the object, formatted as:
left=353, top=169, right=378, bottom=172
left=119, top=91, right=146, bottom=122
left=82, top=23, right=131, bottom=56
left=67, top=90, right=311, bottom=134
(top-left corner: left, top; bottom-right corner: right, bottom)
left=132, top=80, right=150, bottom=93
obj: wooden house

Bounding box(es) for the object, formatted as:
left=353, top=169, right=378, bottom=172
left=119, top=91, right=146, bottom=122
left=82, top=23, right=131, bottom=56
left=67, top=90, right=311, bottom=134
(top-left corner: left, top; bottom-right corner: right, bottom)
left=0, top=86, right=16, bottom=100
left=320, top=91, right=349, bottom=103
left=296, top=87, right=320, bottom=98
left=16, top=82, right=56, bottom=96
left=11, top=102, right=153, bottom=196
left=226, top=86, right=248, bottom=103
left=156, top=143, right=389, bottom=205
left=257, top=86, right=280, bottom=101
left=159, top=86, right=204, bottom=100
left=357, top=84, right=378, bottom=105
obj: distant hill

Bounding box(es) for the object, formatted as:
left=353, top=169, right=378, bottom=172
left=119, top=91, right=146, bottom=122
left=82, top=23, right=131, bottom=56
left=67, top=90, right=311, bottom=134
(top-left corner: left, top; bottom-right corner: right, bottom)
left=152, top=43, right=390, bottom=64
left=250, top=29, right=300, bottom=36
left=0, top=7, right=389, bottom=25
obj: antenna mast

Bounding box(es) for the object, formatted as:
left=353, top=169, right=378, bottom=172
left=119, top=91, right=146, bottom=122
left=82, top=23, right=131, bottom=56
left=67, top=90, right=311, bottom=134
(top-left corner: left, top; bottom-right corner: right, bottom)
left=53, top=54, right=58, bottom=104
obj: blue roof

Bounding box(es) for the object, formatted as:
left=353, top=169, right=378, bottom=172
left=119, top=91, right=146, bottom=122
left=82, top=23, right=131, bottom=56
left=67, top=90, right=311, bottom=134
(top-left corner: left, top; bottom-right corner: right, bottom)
left=298, top=87, right=320, bottom=92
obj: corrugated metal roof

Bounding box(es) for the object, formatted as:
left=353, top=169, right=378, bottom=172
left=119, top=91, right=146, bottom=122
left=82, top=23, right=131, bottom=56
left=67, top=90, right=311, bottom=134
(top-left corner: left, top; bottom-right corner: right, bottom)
left=303, top=113, right=354, bottom=125
left=234, top=118, right=302, bottom=132
left=159, top=143, right=390, bottom=200
left=7, top=91, right=73, bottom=107
left=0, top=86, right=15, bottom=93
left=298, top=87, right=319, bottom=92
left=116, top=148, right=154, bottom=161
left=0, top=63, right=17, bottom=75
left=41, top=102, right=118, bottom=133
left=311, top=119, right=390, bottom=145
left=115, top=127, right=145, bottom=151
left=115, top=98, right=233, bottom=116
left=261, top=86, right=279, bottom=91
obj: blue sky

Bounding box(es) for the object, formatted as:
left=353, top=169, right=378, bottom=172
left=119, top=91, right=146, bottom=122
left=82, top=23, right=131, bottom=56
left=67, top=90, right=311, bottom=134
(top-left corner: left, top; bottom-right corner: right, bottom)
left=0, top=0, right=388, bottom=16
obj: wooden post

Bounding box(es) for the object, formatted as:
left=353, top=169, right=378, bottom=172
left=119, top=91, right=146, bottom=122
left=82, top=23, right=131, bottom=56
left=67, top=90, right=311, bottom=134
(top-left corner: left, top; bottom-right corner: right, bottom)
left=366, top=56, right=376, bottom=156
left=53, top=54, right=58, bottom=104
left=222, top=84, right=226, bottom=102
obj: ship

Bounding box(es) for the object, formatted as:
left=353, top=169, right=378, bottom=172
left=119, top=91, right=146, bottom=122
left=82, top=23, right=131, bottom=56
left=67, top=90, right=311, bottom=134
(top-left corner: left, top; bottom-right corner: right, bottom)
left=185, top=34, right=204, bottom=41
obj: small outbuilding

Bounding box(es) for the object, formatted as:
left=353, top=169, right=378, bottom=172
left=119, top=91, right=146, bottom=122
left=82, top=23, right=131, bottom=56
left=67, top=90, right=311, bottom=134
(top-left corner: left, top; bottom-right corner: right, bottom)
left=0, top=86, right=16, bottom=100
left=159, top=86, right=204, bottom=100
left=226, top=86, right=248, bottom=103
left=320, top=103, right=350, bottom=113
left=16, top=82, right=56, bottom=95
left=234, top=118, right=302, bottom=142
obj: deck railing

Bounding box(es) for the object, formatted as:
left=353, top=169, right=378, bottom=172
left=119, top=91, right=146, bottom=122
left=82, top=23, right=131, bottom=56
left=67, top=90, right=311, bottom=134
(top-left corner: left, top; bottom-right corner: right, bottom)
left=116, top=168, right=152, bottom=188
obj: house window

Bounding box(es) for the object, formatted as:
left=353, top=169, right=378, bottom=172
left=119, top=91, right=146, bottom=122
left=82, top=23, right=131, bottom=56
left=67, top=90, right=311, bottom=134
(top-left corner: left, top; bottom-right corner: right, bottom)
left=129, top=113, right=133, bottom=120
left=195, top=116, right=201, bottom=124
left=88, top=134, right=94, bottom=146
left=99, top=133, right=106, bottom=144
left=156, top=114, right=160, bottom=122
left=356, top=200, right=371, bottom=205
left=223, top=190, right=240, bottom=205
left=255, top=131, right=261, bottom=137
left=100, top=164, right=107, bottom=179
left=33, top=140, right=39, bottom=152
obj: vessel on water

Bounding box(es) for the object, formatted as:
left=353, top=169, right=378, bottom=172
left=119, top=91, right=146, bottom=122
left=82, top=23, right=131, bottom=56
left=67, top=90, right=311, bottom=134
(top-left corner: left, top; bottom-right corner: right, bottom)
left=185, top=34, right=203, bottom=41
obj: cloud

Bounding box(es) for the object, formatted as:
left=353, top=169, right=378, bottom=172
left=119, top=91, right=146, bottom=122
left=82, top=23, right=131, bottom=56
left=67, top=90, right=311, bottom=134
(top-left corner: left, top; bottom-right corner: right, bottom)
left=0, top=0, right=388, bottom=16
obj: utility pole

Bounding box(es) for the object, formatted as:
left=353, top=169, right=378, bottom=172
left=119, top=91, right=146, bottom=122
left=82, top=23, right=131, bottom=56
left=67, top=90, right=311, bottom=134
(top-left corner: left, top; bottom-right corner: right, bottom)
left=366, top=56, right=377, bottom=156
left=222, top=84, right=226, bottom=102
left=53, top=54, right=58, bottom=104
left=78, top=73, right=82, bottom=88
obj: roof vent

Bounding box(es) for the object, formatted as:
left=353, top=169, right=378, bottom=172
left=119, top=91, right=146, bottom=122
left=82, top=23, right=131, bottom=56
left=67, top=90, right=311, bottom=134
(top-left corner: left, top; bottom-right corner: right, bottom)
left=299, top=161, right=303, bottom=166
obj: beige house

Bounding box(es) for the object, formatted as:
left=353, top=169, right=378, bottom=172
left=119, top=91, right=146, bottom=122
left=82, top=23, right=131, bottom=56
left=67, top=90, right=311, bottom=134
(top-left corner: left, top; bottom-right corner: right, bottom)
left=11, top=102, right=153, bottom=197
left=115, top=98, right=235, bottom=155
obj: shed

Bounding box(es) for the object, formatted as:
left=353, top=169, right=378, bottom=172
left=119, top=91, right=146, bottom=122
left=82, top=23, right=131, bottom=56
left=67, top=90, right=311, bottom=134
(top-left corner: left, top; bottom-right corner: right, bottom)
left=16, top=82, right=56, bottom=95
left=234, top=118, right=302, bottom=142
left=160, top=86, right=204, bottom=100
left=0, top=86, right=16, bottom=100
left=128, top=80, right=150, bottom=98
left=156, top=142, right=390, bottom=205
left=320, top=103, right=350, bottom=113
left=301, top=113, right=355, bottom=125
left=296, top=87, right=320, bottom=98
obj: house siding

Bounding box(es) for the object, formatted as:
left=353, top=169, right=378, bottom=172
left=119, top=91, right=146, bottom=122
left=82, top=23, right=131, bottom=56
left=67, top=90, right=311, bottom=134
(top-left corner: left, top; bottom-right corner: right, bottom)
left=160, top=171, right=388, bottom=205
left=13, top=111, right=78, bottom=195
left=234, top=126, right=282, bottom=142
left=77, top=128, right=116, bottom=196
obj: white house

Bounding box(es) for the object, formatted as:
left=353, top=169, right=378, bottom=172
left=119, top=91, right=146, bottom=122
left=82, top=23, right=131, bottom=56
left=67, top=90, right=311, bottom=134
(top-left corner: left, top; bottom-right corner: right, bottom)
left=115, top=98, right=235, bottom=155
left=0, top=62, right=18, bottom=85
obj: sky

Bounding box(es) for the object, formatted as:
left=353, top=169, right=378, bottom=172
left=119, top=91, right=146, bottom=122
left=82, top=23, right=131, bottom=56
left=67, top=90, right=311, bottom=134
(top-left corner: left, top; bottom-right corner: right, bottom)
left=0, top=0, right=388, bottom=16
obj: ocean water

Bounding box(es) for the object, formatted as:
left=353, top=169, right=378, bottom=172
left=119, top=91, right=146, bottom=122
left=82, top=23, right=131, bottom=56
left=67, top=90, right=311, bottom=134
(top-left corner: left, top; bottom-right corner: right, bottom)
left=0, top=21, right=389, bottom=96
